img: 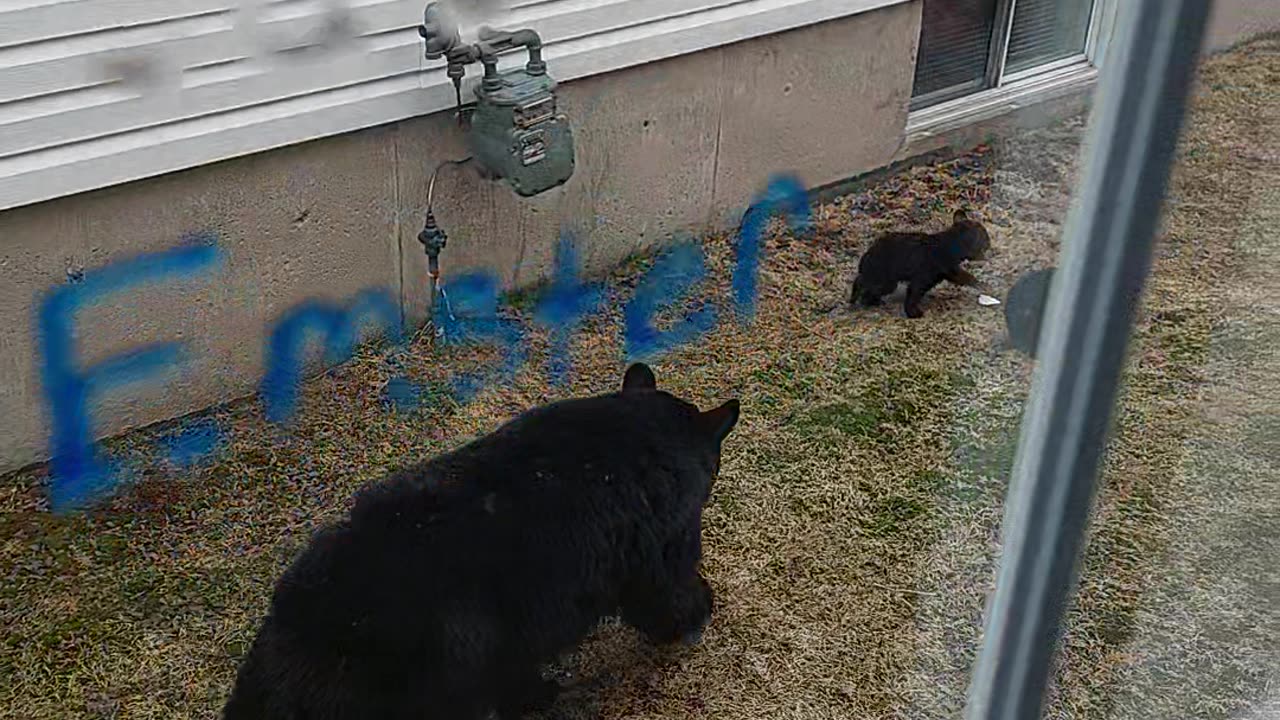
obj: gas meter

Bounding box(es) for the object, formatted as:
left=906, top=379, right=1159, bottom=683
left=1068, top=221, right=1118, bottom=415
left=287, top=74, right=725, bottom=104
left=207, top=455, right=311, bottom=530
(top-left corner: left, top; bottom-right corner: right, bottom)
left=418, top=3, right=575, bottom=197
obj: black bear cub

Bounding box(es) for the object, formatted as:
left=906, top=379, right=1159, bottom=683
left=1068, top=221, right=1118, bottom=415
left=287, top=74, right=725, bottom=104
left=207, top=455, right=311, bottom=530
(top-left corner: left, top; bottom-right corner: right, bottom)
left=849, top=208, right=992, bottom=319
left=222, top=363, right=739, bottom=720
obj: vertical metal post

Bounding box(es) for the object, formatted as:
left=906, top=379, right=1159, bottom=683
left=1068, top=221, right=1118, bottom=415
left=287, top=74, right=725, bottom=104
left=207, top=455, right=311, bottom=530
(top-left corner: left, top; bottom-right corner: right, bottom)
left=963, top=2, right=1213, bottom=720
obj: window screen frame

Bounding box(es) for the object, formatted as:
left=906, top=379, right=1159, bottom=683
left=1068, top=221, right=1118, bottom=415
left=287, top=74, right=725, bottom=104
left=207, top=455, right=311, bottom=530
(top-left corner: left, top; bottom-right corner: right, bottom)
left=956, top=1, right=1214, bottom=718
left=909, top=0, right=1105, bottom=112
left=908, top=0, right=1013, bottom=110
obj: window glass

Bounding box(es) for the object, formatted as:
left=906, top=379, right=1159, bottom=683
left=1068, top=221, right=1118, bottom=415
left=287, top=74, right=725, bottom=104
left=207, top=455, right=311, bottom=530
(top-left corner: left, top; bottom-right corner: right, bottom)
left=912, top=0, right=1000, bottom=102
left=4, top=5, right=1279, bottom=720
left=1041, top=33, right=1280, bottom=717
left=1005, top=0, right=1095, bottom=74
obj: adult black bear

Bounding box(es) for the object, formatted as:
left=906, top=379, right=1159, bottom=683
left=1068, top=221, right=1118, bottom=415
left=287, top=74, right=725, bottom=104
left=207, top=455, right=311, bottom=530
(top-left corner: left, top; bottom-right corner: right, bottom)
left=222, top=363, right=739, bottom=720
left=849, top=208, right=992, bottom=319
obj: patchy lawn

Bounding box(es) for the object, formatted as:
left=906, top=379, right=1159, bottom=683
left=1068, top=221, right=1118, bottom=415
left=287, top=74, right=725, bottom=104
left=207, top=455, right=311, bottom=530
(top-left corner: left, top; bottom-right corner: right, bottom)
left=3, top=35, right=1279, bottom=720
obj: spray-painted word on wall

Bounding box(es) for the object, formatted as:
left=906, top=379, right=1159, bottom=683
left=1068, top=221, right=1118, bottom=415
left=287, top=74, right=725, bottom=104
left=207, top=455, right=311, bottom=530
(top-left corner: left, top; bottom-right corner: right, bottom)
left=36, top=175, right=810, bottom=514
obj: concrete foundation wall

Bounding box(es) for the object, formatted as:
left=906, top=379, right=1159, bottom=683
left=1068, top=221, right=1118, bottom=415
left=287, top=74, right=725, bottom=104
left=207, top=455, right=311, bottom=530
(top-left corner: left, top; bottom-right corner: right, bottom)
left=3, top=0, right=1277, bottom=476
left=0, top=2, right=923, bottom=474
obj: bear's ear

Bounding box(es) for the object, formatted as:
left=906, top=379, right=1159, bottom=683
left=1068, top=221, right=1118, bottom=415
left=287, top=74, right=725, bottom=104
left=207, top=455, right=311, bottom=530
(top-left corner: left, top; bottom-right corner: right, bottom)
left=953, top=208, right=970, bottom=223
left=622, top=363, right=657, bottom=393
left=698, top=399, right=740, bottom=445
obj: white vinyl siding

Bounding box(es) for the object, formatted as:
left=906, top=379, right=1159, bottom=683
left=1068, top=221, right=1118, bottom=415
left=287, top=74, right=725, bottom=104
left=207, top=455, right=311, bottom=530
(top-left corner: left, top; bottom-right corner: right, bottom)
left=0, top=0, right=910, bottom=211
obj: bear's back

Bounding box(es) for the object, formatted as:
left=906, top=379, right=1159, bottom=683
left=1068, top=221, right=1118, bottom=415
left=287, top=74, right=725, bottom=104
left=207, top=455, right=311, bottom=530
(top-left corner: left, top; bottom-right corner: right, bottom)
left=257, top=388, right=713, bottom=687
left=351, top=388, right=709, bottom=526
left=860, top=231, right=933, bottom=279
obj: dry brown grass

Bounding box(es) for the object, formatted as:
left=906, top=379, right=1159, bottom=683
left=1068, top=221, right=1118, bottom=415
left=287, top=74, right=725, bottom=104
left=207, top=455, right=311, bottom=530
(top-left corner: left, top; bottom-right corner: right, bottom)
left=2, top=35, right=1278, bottom=720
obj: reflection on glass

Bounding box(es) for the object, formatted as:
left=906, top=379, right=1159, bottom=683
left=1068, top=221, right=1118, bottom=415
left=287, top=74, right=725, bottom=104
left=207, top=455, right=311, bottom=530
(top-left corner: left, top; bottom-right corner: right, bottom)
left=912, top=0, right=999, bottom=100
left=1004, top=0, right=1094, bottom=74
left=1045, top=33, right=1280, bottom=718
left=3, top=5, right=1278, bottom=720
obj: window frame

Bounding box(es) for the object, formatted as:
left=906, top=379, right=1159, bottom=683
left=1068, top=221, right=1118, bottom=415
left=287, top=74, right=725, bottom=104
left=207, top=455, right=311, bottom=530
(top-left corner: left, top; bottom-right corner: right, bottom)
left=958, top=1, right=1213, bottom=718
left=908, top=0, right=1115, bottom=115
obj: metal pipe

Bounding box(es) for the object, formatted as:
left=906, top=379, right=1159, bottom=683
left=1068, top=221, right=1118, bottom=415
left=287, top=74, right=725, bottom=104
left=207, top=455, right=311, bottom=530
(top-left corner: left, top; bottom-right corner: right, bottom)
left=507, top=29, right=545, bottom=74
left=506, top=28, right=542, bottom=49
left=419, top=157, right=471, bottom=325
left=962, top=2, right=1212, bottom=719
left=476, top=26, right=545, bottom=75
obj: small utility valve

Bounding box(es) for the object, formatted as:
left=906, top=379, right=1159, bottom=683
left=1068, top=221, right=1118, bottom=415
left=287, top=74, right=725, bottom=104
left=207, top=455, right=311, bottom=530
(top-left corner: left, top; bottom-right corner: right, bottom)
left=418, top=3, right=575, bottom=197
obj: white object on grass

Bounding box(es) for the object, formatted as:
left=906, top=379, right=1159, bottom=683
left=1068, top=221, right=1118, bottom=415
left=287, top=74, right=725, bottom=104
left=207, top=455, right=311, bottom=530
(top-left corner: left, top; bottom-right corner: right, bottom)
left=978, top=294, right=1001, bottom=306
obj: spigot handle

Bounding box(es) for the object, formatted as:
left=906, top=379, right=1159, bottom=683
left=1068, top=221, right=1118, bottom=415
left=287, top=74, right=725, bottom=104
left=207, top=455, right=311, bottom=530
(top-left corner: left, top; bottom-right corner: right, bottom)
left=418, top=3, right=460, bottom=59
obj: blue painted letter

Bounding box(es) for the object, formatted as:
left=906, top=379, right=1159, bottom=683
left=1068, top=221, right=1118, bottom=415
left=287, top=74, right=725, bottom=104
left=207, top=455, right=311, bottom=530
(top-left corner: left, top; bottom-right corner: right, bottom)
left=435, top=271, right=528, bottom=404
left=733, top=174, right=811, bottom=322
left=260, top=289, right=403, bottom=424
left=159, top=419, right=227, bottom=469
left=623, top=240, right=716, bottom=363
left=532, top=234, right=605, bottom=388
left=37, top=237, right=225, bottom=513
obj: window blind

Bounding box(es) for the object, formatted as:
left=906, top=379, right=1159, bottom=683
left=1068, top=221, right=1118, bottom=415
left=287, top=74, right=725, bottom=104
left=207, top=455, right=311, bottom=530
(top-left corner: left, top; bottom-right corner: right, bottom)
left=1005, top=0, right=1094, bottom=74
left=911, top=0, right=999, bottom=100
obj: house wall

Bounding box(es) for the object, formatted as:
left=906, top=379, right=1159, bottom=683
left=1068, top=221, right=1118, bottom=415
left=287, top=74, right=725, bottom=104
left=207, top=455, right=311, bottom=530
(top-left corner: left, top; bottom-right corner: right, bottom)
left=2, top=0, right=1277, bottom=476
left=0, top=2, right=923, bottom=474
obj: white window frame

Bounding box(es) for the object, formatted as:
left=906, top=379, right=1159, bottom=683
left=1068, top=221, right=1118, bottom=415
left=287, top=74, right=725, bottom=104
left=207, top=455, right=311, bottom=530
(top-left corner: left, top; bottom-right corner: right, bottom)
left=0, top=0, right=912, bottom=212
left=906, top=0, right=1121, bottom=146
left=961, top=0, right=1211, bottom=717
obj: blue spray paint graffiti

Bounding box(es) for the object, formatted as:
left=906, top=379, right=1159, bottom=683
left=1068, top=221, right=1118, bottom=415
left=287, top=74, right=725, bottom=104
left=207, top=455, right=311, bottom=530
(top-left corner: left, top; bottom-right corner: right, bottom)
left=34, top=173, right=809, bottom=513
left=159, top=419, right=227, bottom=469
left=259, top=289, right=403, bottom=424
left=732, top=174, right=812, bottom=322
left=382, top=375, right=430, bottom=413
left=434, top=271, right=529, bottom=404
left=37, top=235, right=226, bottom=513
left=623, top=240, right=717, bottom=363
left=532, top=234, right=606, bottom=388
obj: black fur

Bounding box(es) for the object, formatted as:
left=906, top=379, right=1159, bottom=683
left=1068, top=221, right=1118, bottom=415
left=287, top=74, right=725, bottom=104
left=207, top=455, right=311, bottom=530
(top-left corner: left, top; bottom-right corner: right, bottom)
left=848, top=209, right=992, bottom=318
left=222, top=363, right=740, bottom=720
